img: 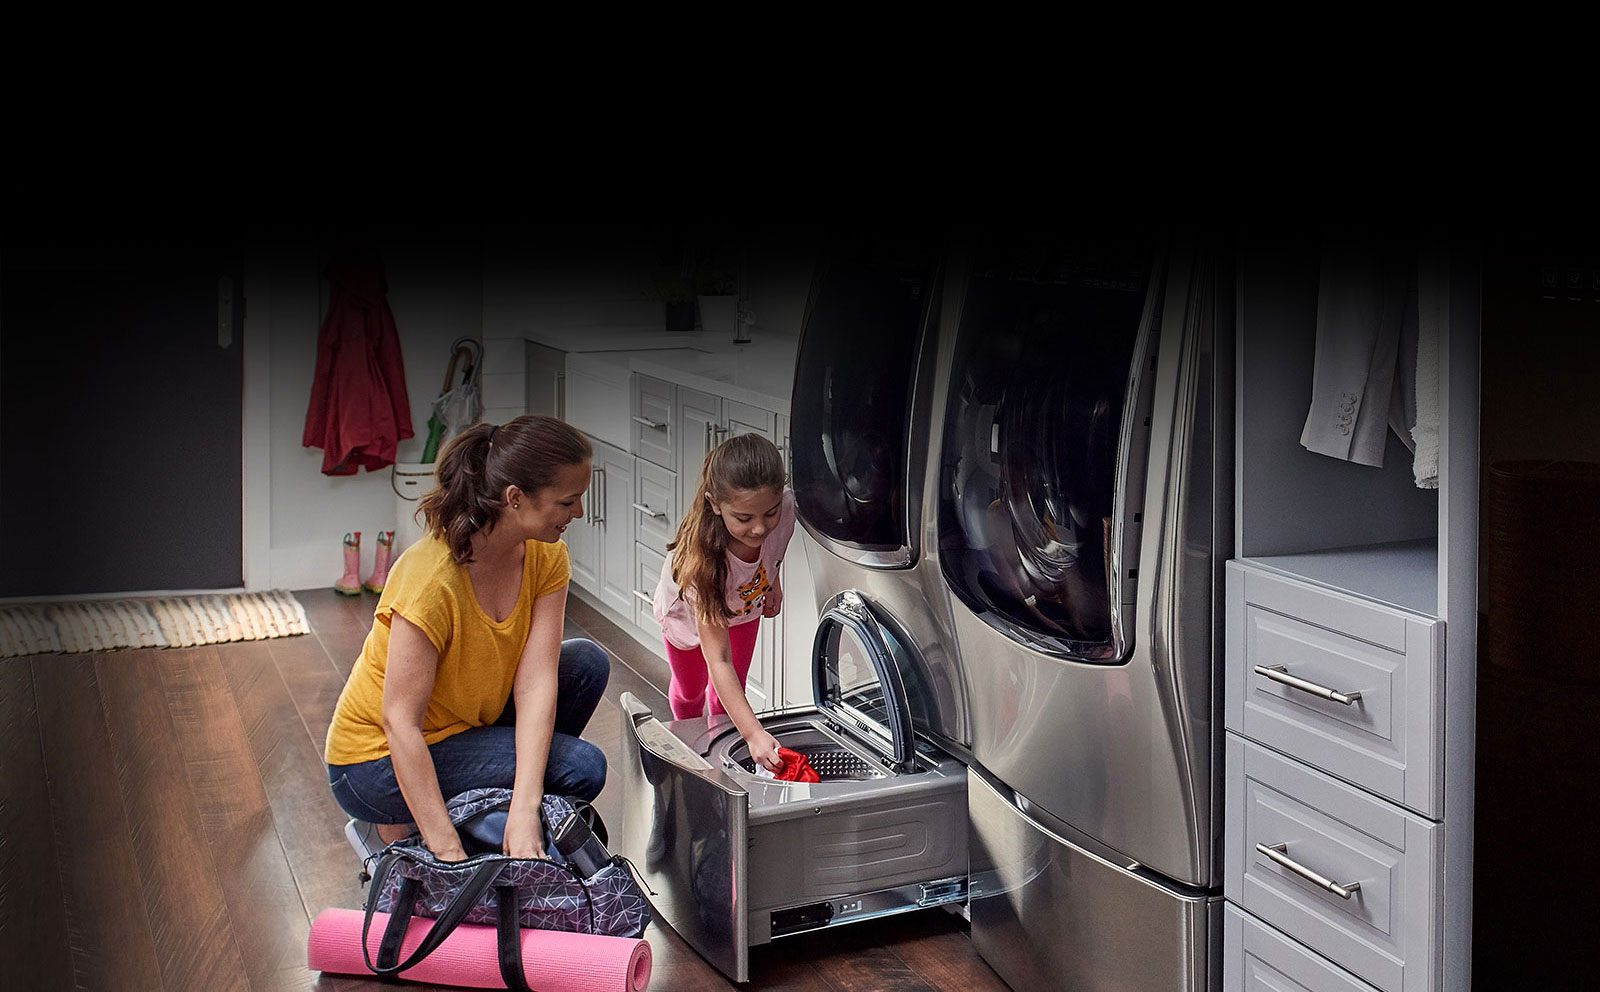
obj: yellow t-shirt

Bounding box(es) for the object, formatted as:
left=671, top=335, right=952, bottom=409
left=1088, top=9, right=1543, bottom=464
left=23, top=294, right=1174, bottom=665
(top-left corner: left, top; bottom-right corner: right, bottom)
left=324, top=533, right=571, bottom=765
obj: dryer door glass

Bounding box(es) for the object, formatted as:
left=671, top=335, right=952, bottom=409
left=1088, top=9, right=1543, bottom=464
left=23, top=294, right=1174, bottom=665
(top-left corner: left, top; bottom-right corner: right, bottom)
left=937, top=234, right=1156, bottom=662
left=792, top=237, right=940, bottom=565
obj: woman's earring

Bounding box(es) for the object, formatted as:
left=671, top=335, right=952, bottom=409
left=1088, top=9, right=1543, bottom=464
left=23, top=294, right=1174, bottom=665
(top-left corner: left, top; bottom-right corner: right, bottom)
left=513, top=502, right=520, bottom=510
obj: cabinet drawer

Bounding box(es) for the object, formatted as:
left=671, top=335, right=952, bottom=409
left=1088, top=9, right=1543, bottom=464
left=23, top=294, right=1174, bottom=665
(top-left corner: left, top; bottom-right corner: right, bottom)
left=633, top=459, right=677, bottom=556
left=1225, top=563, right=1442, bottom=817
left=634, top=542, right=666, bottom=640
left=1224, top=904, right=1381, bottom=992
left=1225, top=735, right=1439, bottom=992
left=632, top=374, right=676, bottom=469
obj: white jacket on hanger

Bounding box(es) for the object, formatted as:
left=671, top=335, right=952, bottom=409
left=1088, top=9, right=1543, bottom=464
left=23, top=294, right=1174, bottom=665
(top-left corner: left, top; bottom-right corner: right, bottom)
left=1299, top=241, right=1418, bottom=469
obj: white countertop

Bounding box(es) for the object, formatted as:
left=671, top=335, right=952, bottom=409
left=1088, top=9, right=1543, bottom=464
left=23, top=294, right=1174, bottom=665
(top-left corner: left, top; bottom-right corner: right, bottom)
left=531, top=327, right=798, bottom=415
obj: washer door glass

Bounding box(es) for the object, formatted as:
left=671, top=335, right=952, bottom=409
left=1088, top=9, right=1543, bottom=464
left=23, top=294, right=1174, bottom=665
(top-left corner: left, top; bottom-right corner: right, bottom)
left=791, top=237, right=940, bottom=564
left=813, top=592, right=914, bottom=767
left=937, top=234, right=1156, bottom=662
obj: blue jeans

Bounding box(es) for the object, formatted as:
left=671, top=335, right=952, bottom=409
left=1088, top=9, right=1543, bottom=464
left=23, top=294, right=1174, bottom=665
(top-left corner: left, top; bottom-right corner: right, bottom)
left=328, top=637, right=610, bottom=824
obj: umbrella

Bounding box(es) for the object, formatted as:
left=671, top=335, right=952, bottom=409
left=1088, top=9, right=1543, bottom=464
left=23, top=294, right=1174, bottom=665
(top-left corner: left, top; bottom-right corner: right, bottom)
left=421, top=337, right=483, bottom=462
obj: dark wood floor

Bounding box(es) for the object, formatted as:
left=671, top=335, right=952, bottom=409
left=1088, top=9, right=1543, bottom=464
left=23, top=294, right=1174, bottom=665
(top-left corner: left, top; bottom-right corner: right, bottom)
left=0, top=589, right=1010, bottom=992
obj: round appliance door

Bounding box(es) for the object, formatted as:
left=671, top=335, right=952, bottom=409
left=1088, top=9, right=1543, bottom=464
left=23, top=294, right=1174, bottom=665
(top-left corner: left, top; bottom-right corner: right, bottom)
left=809, top=590, right=916, bottom=769
left=936, top=232, right=1160, bottom=663
left=791, top=236, right=941, bottom=566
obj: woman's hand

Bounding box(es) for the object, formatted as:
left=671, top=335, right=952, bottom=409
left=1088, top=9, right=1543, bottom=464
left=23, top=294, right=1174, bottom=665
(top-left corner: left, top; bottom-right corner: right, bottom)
left=503, top=807, right=547, bottom=859
left=745, top=727, right=784, bottom=773
left=429, top=838, right=469, bottom=863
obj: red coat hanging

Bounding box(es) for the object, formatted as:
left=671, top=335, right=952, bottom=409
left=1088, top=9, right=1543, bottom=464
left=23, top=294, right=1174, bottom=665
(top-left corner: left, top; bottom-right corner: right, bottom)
left=302, top=251, right=414, bottom=475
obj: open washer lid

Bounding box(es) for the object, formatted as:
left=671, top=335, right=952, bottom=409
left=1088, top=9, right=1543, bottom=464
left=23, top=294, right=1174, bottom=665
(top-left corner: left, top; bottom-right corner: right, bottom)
left=811, top=590, right=917, bottom=771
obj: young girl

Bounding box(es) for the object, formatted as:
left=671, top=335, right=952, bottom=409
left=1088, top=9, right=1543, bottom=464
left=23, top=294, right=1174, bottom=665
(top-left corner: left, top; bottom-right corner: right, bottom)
left=653, top=433, right=795, bottom=773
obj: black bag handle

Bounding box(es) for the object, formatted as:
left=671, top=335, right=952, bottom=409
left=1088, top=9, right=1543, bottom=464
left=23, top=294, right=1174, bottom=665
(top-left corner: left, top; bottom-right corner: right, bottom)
left=495, top=883, right=535, bottom=992
left=361, top=849, right=508, bottom=977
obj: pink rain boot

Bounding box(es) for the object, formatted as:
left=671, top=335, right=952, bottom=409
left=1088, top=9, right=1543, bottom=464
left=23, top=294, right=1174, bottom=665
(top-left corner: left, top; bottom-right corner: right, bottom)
left=364, top=530, right=395, bottom=594
left=334, top=531, right=362, bottom=596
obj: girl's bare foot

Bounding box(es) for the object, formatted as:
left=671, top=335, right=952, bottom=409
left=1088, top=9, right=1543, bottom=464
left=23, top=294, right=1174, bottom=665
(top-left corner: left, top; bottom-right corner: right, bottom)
left=376, top=822, right=415, bottom=844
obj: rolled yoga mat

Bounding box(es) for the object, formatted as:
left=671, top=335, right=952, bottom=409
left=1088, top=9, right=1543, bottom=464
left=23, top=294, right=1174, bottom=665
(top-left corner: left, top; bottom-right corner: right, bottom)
left=307, top=907, right=652, bottom=991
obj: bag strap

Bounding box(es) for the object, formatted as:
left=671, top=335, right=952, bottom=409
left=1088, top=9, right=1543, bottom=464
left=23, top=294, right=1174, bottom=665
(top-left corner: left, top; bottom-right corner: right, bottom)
left=494, top=884, right=535, bottom=992
left=361, top=850, right=509, bottom=977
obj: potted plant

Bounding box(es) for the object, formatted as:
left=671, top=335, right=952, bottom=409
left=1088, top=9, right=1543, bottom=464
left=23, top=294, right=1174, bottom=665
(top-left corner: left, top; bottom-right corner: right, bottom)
left=693, top=250, right=740, bottom=339
left=653, top=268, right=696, bottom=332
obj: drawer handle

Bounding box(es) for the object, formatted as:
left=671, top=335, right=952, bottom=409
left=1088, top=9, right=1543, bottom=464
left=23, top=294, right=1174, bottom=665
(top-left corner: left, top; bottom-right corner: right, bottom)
left=632, top=415, right=667, bottom=430
left=631, top=502, right=668, bottom=519
left=632, top=590, right=655, bottom=606
left=1253, top=664, right=1363, bottom=705
left=1256, top=842, right=1361, bottom=900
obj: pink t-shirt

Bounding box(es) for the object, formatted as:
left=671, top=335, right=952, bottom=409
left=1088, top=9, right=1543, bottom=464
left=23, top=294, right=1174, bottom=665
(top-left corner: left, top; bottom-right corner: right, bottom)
left=653, top=487, right=796, bottom=650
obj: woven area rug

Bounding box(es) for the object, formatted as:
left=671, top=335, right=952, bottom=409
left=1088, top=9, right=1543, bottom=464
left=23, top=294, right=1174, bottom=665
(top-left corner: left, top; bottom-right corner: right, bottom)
left=0, top=590, right=309, bottom=658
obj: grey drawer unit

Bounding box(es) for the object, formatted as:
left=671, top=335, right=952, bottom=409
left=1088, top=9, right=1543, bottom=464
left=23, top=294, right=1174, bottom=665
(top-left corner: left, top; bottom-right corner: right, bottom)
left=1226, top=563, right=1443, bottom=818
left=1226, top=735, right=1439, bottom=992
left=634, top=542, right=666, bottom=640
left=1224, top=904, right=1381, bottom=992
left=632, top=374, right=676, bottom=470
left=633, top=458, right=677, bottom=557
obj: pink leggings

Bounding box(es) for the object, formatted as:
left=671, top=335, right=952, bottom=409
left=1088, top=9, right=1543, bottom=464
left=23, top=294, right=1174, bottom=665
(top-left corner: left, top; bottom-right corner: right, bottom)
left=665, top=618, right=760, bottom=720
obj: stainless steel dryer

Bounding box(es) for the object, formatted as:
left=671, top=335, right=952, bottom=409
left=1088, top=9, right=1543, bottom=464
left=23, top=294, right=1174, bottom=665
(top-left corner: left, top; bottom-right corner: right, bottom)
left=930, top=232, right=1234, bottom=991
left=615, top=590, right=968, bottom=983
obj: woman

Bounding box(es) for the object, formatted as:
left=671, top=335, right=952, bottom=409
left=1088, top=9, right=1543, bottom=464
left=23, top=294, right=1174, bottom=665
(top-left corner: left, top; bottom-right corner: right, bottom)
left=324, top=415, right=607, bottom=861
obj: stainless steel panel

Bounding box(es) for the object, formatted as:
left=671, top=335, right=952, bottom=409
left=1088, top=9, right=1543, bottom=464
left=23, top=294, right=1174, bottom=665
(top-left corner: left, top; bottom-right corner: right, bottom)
left=938, top=243, right=1227, bottom=885
left=969, top=770, right=1217, bottom=992
left=616, top=693, right=750, bottom=982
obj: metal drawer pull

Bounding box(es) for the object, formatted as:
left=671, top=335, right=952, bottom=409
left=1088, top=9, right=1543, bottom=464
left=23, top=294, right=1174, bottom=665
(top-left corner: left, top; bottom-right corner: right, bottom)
left=1254, top=664, right=1363, bottom=705
left=1256, top=842, right=1361, bottom=899
left=632, top=415, right=666, bottom=430
left=631, top=502, right=667, bottom=519
left=632, top=590, right=654, bottom=606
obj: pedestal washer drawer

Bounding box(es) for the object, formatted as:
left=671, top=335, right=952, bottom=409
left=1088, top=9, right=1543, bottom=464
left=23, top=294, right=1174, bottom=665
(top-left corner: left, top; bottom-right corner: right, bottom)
left=1225, top=735, right=1439, bottom=992
left=1224, top=904, right=1381, bottom=992
left=1225, top=563, right=1443, bottom=817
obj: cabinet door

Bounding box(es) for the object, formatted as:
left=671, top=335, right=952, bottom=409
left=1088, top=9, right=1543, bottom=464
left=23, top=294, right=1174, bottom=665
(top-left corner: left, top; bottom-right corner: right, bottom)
left=723, top=399, right=776, bottom=442
left=632, top=374, right=676, bottom=469
left=676, top=386, right=722, bottom=519
left=747, top=616, right=776, bottom=714
left=776, top=413, right=792, bottom=479
left=595, top=441, right=636, bottom=618
left=565, top=457, right=602, bottom=593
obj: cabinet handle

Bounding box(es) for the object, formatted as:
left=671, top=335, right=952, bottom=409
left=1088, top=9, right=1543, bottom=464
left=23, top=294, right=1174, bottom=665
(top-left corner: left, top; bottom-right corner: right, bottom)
left=1253, top=664, right=1362, bottom=705
left=632, top=590, right=654, bottom=606
left=593, top=468, right=606, bottom=524
left=703, top=422, right=714, bottom=450
left=631, top=502, right=667, bottom=519
left=1255, top=842, right=1361, bottom=900
left=632, top=415, right=666, bottom=430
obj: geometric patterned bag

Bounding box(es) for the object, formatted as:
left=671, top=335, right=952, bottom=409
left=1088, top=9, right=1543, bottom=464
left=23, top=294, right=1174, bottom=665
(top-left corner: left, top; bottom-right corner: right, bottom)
left=361, top=790, right=651, bottom=992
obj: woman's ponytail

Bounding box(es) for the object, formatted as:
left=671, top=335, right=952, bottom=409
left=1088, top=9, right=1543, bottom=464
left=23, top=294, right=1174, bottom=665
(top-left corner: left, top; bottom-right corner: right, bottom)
left=418, top=415, right=592, bottom=565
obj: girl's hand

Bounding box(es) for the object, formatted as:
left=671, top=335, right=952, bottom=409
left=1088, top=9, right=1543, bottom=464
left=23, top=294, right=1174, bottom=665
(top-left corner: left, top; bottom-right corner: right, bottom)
left=745, top=728, right=784, bottom=773
left=761, top=580, right=782, bottom=618
left=503, top=808, right=546, bottom=859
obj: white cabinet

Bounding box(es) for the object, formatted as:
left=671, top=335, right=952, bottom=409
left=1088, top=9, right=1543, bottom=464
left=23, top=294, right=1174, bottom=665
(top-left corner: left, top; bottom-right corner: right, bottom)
left=1223, top=236, right=1479, bottom=992
left=675, top=384, right=722, bottom=516
left=564, top=435, right=635, bottom=619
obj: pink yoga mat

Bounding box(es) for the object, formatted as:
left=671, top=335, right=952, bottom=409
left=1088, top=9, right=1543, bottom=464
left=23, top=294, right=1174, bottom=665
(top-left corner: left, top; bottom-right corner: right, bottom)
left=307, top=907, right=652, bottom=991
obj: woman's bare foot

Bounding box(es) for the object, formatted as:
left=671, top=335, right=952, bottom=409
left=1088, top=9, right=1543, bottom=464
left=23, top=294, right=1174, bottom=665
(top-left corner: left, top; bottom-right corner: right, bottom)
left=376, top=822, right=415, bottom=844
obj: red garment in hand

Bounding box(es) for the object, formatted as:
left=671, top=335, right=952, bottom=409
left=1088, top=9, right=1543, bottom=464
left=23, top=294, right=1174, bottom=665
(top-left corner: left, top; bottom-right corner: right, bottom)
left=774, top=747, right=821, bottom=783
left=302, top=250, right=414, bottom=475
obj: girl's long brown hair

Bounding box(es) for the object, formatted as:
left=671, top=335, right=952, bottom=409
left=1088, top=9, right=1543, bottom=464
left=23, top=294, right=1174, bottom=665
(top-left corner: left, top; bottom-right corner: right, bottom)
left=419, top=415, right=592, bottom=565
left=669, top=433, right=787, bottom=627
